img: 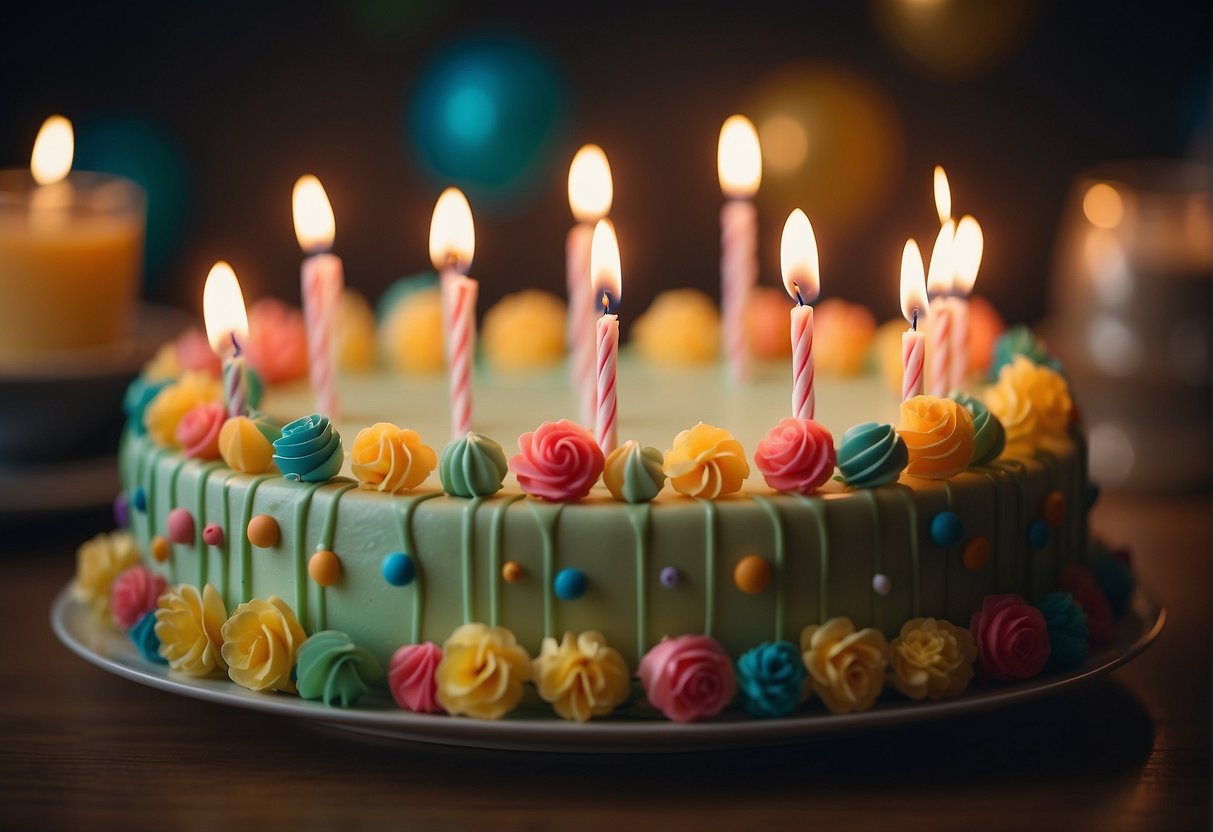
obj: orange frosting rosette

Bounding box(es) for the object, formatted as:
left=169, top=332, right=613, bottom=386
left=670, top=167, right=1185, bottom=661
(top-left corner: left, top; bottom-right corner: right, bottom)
left=351, top=423, right=437, bottom=493
left=983, top=355, right=1073, bottom=457
left=899, top=395, right=975, bottom=480
left=663, top=422, right=750, bottom=499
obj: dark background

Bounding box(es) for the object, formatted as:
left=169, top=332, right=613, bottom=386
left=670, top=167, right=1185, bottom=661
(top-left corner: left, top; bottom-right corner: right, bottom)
left=0, top=0, right=1207, bottom=331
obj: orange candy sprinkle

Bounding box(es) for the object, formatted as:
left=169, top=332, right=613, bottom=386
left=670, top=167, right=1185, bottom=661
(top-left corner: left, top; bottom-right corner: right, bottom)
left=247, top=514, right=280, bottom=549
left=962, top=538, right=991, bottom=571
left=502, top=561, right=524, bottom=583
left=1042, top=491, right=1067, bottom=528
left=309, top=550, right=341, bottom=587
left=150, top=535, right=171, bottom=563
left=733, top=554, right=772, bottom=595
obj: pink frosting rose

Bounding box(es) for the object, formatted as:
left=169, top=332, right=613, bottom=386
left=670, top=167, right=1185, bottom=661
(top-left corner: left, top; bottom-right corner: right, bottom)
left=176, top=402, right=226, bottom=460
left=387, top=642, right=445, bottom=714
left=1059, top=564, right=1115, bottom=645
left=637, top=634, right=737, bottom=722
left=510, top=420, right=605, bottom=502
left=175, top=327, right=222, bottom=377
left=970, top=593, right=1051, bottom=682
left=243, top=298, right=310, bottom=384
left=754, top=417, right=837, bottom=494
left=109, top=566, right=168, bottom=632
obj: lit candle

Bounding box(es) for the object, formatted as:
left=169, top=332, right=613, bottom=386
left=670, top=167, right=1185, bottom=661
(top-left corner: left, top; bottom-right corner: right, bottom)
left=590, top=219, right=621, bottom=456
left=900, top=239, right=930, bottom=401
left=567, top=145, right=613, bottom=427
left=202, top=261, right=250, bottom=418
left=950, top=215, right=984, bottom=390
left=933, top=165, right=952, bottom=226
left=429, top=188, right=477, bottom=439
left=779, top=209, right=821, bottom=420
left=717, top=115, right=762, bottom=385
left=293, top=175, right=343, bottom=419
left=926, top=219, right=955, bottom=396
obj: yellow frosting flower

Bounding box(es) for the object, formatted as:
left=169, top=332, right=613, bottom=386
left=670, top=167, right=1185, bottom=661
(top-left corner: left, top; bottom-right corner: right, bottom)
left=532, top=631, right=631, bottom=722
left=143, top=371, right=223, bottom=448
left=983, top=355, right=1073, bottom=457
left=154, top=584, right=228, bottom=677
left=889, top=617, right=977, bottom=701
left=351, top=423, right=437, bottom=493
left=483, top=290, right=567, bottom=371
left=633, top=289, right=721, bottom=365
left=664, top=422, right=749, bottom=499
left=899, top=395, right=975, bottom=479
left=800, top=617, right=889, bottom=714
left=142, top=341, right=183, bottom=383
left=72, top=531, right=141, bottom=614
left=380, top=287, right=444, bottom=374
left=219, top=416, right=276, bottom=474
left=436, top=623, right=533, bottom=719
left=338, top=289, right=378, bottom=373
left=220, top=596, right=307, bottom=693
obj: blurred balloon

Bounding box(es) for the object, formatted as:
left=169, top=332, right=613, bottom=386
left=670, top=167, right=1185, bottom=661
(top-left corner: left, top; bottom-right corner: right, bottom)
left=406, top=37, right=567, bottom=204
left=868, top=0, right=1037, bottom=79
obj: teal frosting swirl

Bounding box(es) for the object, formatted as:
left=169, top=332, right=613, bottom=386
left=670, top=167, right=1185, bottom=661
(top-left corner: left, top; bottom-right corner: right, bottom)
left=1090, top=548, right=1134, bottom=618
left=605, top=441, right=665, bottom=503
left=439, top=432, right=508, bottom=497
left=272, top=415, right=344, bottom=483
left=991, top=325, right=1063, bottom=379
left=296, top=630, right=383, bottom=708
left=952, top=393, right=1006, bottom=467
left=123, top=376, right=171, bottom=437
left=1035, top=591, right=1087, bottom=672
left=837, top=422, right=908, bottom=488
left=129, top=611, right=167, bottom=665
left=735, top=640, right=806, bottom=718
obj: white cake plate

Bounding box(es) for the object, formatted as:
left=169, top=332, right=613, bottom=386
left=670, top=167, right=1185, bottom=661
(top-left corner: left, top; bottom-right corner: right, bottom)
left=51, top=586, right=1164, bottom=754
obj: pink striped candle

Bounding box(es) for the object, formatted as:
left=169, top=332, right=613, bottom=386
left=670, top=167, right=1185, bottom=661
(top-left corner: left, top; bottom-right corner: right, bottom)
left=447, top=274, right=477, bottom=439
left=925, top=219, right=955, bottom=396
left=293, top=175, right=343, bottom=419
left=780, top=209, right=820, bottom=420
left=567, top=146, right=613, bottom=427
left=718, top=116, right=762, bottom=385
left=590, top=219, right=622, bottom=456
left=899, top=239, right=930, bottom=402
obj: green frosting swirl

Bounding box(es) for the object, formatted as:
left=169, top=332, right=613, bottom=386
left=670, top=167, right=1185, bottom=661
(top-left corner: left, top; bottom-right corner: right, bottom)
left=952, top=393, right=1006, bottom=467
left=272, top=414, right=344, bottom=483
left=296, top=630, right=383, bottom=708
left=439, top=432, right=509, bottom=497
left=836, top=422, right=907, bottom=488
left=991, top=325, right=1063, bottom=379
left=604, top=440, right=666, bottom=503
left=1034, top=591, right=1087, bottom=672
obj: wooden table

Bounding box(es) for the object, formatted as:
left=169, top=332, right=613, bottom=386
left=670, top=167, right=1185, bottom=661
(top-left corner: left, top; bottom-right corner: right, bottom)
left=2, top=493, right=1208, bottom=830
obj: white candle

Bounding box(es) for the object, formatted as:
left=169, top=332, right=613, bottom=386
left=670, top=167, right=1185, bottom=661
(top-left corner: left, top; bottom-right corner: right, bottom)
left=718, top=115, right=762, bottom=385
left=590, top=219, right=621, bottom=455
left=780, top=209, right=821, bottom=420
left=293, top=175, right=344, bottom=419
left=900, top=239, right=930, bottom=402
left=429, top=188, right=477, bottom=439
left=567, top=145, right=613, bottom=427
left=202, top=261, right=250, bottom=418
left=950, top=215, right=984, bottom=390
left=926, top=219, right=955, bottom=396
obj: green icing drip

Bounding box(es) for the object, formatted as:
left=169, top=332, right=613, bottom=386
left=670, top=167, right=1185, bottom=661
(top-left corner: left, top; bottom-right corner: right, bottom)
left=461, top=496, right=485, bottom=623
left=980, top=470, right=1004, bottom=594
left=488, top=495, right=524, bottom=626
left=397, top=492, right=443, bottom=643
left=698, top=500, right=718, bottom=636
left=146, top=447, right=170, bottom=540
left=218, top=475, right=233, bottom=601
left=315, top=483, right=357, bottom=632
left=292, top=484, right=322, bottom=632
left=1036, top=449, right=1060, bottom=584
left=624, top=503, right=652, bottom=657
left=526, top=501, right=564, bottom=638
left=238, top=476, right=271, bottom=603
left=996, top=459, right=1028, bottom=594
left=896, top=485, right=922, bottom=616
left=792, top=494, right=831, bottom=621
left=751, top=495, right=786, bottom=642
left=439, top=433, right=508, bottom=498
left=865, top=489, right=883, bottom=632
left=194, top=463, right=222, bottom=587
left=943, top=480, right=954, bottom=621
left=165, top=457, right=187, bottom=584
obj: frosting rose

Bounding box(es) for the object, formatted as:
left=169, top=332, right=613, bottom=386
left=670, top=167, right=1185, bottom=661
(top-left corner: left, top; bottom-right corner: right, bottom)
left=1035, top=591, right=1088, bottom=672
left=219, top=414, right=277, bottom=474
left=510, top=420, right=605, bottom=502
left=482, top=289, right=567, bottom=371
left=175, top=402, right=226, bottom=460
left=899, top=395, right=975, bottom=480
left=889, top=618, right=977, bottom=700
left=109, top=566, right=168, bottom=632
left=142, top=341, right=183, bottom=384
left=603, top=440, right=666, bottom=503
left=735, top=640, right=808, bottom=718
left=351, top=423, right=437, bottom=493
left=130, top=612, right=168, bottom=665
left=983, top=355, right=1072, bottom=456
left=243, top=298, right=309, bottom=385
left=970, top=593, right=1051, bottom=682
left=439, top=432, right=509, bottom=497
left=533, top=630, right=631, bottom=722
left=220, top=596, right=308, bottom=693
left=143, top=371, right=223, bottom=448
left=72, top=530, right=141, bottom=615
left=435, top=623, right=533, bottom=719
left=637, top=634, right=737, bottom=722
left=296, top=630, right=383, bottom=708
left=800, top=617, right=889, bottom=714
left=837, top=422, right=908, bottom=488
left=952, top=393, right=1006, bottom=467
left=991, top=324, right=1062, bottom=378
left=388, top=642, right=445, bottom=714
left=663, top=422, right=750, bottom=499
left=1059, top=564, right=1115, bottom=645
left=154, top=583, right=228, bottom=677
left=123, top=376, right=171, bottom=437
left=273, top=414, right=344, bottom=483
left=754, top=418, right=836, bottom=494
left=633, top=288, right=721, bottom=365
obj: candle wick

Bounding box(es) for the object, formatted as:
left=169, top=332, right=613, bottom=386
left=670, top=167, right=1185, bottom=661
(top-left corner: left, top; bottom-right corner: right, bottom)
left=230, top=331, right=242, bottom=357
left=912, top=309, right=919, bottom=332
left=795, top=288, right=804, bottom=307
left=601, top=292, right=610, bottom=314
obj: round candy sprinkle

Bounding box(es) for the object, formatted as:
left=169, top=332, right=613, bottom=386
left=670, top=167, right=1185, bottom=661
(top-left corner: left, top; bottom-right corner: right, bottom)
left=733, top=554, right=772, bottom=595
left=113, top=493, right=130, bottom=529
left=659, top=567, right=680, bottom=589
left=247, top=515, right=280, bottom=548
left=553, top=568, right=587, bottom=601
left=131, top=487, right=147, bottom=513
left=930, top=511, right=963, bottom=548
left=167, top=508, right=195, bottom=545
left=381, top=552, right=415, bottom=587
left=502, top=561, right=524, bottom=583
left=872, top=574, right=892, bottom=596
left=309, top=550, right=341, bottom=587
left=150, top=535, right=171, bottom=563
left=202, top=524, right=225, bottom=547
left=962, top=537, right=991, bottom=571
left=1027, top=519, right=1050, bottom=551
left=1042, top=491, right=1066, bottom=528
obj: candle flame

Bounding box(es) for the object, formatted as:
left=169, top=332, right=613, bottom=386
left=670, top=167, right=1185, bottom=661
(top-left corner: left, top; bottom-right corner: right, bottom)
left=780, top=208, right=820, bottom=304
left=568, top=144, right=613, bottom=222
left=717, top=115, right=762, bottom=198
left=31, top=115, right=73, bottom=186
left=1082, top=183, right=1124, bottom=229
left=933, top=164, right=951, bottom=224
left=926, top=218, right=956, bottom=297
left=292, top=174, right=336, bottom=253
left=589, top=219, right=621, bottom=312
left=952, top=215, right=984, bottom=295
left=202, top=261, right=249, bottom=355
left=428, top=187, right=475, bottom=272
left=900, top=239, right=929, bottom=326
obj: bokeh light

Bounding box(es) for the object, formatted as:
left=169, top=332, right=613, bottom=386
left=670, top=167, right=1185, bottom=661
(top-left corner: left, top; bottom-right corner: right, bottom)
left=868, top=0, right=1037, bottom=78
left=1083, top=182, right=1125, bottom=229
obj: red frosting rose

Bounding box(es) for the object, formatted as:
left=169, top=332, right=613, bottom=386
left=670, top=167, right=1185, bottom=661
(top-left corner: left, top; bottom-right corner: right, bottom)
left=243, top=298, right=310, bottom=384
left=387, top=642, right=445, bottom=714
left=754, top=417, right=837, bottom=494
left=509, top=420, right=605, bottom=502
left=176, top=402, right=226, bottom=460
left=1059, top=564, right=1115, bottom=645
left=970, top=593, right=1051, bottom=682
left=109, top=565, right=168, bottom=632
left=637, top=634, right=737, bottom=722
left=175, top=327, right=222, bottom=377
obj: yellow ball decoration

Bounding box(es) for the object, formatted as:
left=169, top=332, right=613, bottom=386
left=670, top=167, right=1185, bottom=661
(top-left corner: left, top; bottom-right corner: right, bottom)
left=308, top=550, right=341, bottom=587
left=482, top=290, right=567, bottom=371
left=150, top=535, right=171, bottom=563
left=733, top=554, right=772, bottom=595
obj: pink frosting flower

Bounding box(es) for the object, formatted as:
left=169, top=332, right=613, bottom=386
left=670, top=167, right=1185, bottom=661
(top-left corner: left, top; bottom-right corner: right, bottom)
left=1059, top=564, right=1115, bottom=645
left=637, top=634, right=737, bottom=722
left=109, top=566, right=168, bottom=632
left=387, top=642, right=445, bottom=714
left=970, top=594, right=1051, bottom=682
left=176, top=402, right=226, bottom=460
left=510, top=420, right=605, bottom=502
left=244, top=298, right=310, bottom=385
left=175, top=327, right=222, bottom=377
left=754, top=417, right=837, bottom=494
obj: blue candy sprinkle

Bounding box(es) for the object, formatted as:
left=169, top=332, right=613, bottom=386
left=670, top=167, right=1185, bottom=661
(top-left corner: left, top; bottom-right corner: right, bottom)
left=381, top=552, right=416, bottom=587
left=931, top=511, right=964, bottom=548
left=554, top=568, right=587, bottom=601
left=1027, top=519, right=1050, bottom=550
left=131, top=487, right=147, bottom=513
